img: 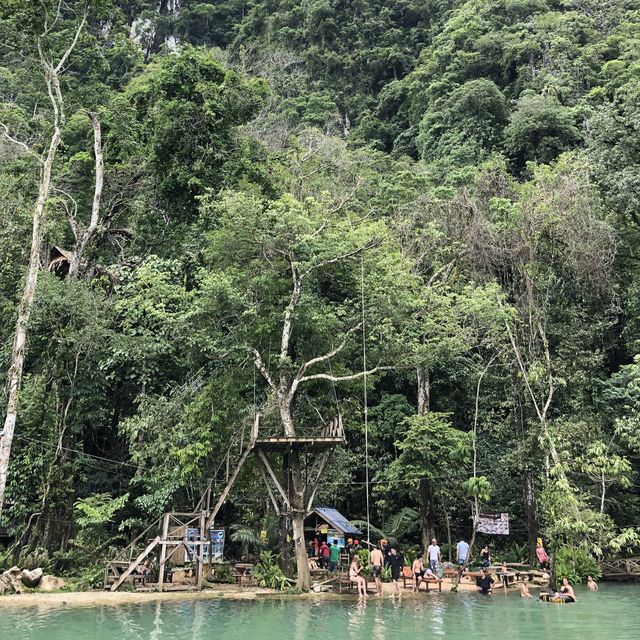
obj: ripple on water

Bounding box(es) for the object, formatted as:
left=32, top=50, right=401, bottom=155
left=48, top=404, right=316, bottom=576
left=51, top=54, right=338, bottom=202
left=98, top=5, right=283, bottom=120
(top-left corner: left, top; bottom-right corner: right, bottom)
left=0, top=584, right=637, bottom=640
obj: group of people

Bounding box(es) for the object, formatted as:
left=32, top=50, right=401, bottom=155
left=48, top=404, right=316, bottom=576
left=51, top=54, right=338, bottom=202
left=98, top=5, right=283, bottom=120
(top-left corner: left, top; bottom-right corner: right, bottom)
left=349, top=540, right=405, bottom=598
left=308, top=537, right=363, bottom=572
left=310, top=534, right=596, bottom=602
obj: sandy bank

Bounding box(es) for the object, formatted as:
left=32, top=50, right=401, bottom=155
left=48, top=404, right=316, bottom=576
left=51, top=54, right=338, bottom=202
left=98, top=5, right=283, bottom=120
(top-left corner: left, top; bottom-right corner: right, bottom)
left=0, top=576, right=517, bottom=608
left=0, top=585, right=274, bottom=609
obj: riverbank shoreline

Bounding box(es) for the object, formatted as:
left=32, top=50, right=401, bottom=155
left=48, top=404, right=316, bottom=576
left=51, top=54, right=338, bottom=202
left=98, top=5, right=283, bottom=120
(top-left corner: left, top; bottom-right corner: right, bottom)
left=0, top=579, right=491, bottom=608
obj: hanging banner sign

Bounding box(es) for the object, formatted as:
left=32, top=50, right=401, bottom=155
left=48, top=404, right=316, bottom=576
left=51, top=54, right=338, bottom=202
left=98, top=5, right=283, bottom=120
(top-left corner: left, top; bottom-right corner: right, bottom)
left=477, top=512, right=510, bottom=535
left=209, top=529, right=225, bottom=563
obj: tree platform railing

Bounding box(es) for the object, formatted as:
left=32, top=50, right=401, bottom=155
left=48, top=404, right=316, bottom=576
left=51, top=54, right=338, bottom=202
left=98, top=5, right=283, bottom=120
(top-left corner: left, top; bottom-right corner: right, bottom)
left=601, top=557, right=640, bottom=579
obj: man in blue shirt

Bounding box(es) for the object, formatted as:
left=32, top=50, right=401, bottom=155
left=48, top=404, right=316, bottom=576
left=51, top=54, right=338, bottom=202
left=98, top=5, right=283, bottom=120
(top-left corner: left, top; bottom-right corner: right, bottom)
left=456, top=538, right=470, bottom=566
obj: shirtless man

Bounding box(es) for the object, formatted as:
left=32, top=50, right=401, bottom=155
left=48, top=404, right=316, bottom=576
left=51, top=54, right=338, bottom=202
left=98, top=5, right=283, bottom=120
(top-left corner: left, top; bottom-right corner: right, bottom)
left=412, top=552, right=425, bottom=592
left=370, top=544, right=384, bottom=597
left=587, top=575, right=599, bottom=591
left=520, top=575, right=532, bottom=598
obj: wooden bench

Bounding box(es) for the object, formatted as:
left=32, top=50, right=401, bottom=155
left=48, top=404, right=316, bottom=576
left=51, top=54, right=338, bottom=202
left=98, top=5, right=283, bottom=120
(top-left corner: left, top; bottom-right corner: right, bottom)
left=335, top=573, right=377, bottom=593
left=402, top=567, right=442, bottom=591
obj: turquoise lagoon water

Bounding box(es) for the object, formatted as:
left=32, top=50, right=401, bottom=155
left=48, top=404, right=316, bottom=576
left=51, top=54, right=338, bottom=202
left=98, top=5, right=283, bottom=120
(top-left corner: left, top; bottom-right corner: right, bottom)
left=0, top=584, right=637, bottom=640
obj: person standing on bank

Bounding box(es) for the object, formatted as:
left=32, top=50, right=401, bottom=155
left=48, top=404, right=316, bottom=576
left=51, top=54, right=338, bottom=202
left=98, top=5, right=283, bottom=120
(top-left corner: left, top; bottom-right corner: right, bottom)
left=480, top=544, right=491, bottom=568
left=427, top=538, right=441, bottom=571
left=456, top=538, right=470, bottom=567
left=388, top=547, right=404, bottom=597
left=536, top=541, right=550, bottom=570
left=370, top=544, right=384, bottom=597
left=412, top=552, right=425, bottom=592
left=329, top=539, right=341, bottom=572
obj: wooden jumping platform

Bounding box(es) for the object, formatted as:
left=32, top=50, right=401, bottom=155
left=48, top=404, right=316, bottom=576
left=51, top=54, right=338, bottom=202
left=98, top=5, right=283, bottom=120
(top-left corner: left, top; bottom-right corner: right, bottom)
left=255, top=436, right=345, bottom=452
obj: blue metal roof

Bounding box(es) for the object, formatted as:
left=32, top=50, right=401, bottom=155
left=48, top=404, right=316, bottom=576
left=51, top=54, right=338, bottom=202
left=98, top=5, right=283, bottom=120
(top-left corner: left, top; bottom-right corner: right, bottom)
left=314, top=507, right=361, bottom=535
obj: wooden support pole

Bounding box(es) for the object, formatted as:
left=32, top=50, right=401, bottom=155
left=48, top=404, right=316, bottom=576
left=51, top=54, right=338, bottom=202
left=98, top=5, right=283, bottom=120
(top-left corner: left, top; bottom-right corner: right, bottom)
left=109, top=536, right=161, bottom=592
left=305, top=450, right=331, bottom=514
left=257, top=461, right=281, bottom=515
left=197, top=511, right=205, bottom=589
left=158, top=513, right=169, bottom=592
left=256, top=448, right=291, bottom=510
left=205, top=443, right=255, bottom=529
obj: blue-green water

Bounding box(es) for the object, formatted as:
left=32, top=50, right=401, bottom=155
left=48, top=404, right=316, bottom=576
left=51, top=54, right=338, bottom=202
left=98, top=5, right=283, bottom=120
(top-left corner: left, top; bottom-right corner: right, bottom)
left=1, top=585, right=637, bottom=640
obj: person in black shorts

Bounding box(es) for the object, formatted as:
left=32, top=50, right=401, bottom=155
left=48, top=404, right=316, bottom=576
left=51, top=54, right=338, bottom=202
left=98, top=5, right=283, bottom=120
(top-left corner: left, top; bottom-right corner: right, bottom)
left=370, top=545, right=384, bottom=597
left=412, top=552, right=425, bottom=592
left=388, top=547, right=404, bottom=597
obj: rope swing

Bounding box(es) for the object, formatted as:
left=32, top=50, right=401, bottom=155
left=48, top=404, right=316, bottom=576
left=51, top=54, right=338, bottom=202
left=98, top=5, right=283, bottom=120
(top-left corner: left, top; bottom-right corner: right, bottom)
left=361, top=257, right=371, bottom=545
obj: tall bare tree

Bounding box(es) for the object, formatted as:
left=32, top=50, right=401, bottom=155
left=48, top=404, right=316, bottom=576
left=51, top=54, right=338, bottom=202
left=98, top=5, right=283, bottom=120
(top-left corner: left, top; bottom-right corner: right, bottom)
left=67, top=111, right=104, bottom=277
left=0, top=12, right=86, bottom=520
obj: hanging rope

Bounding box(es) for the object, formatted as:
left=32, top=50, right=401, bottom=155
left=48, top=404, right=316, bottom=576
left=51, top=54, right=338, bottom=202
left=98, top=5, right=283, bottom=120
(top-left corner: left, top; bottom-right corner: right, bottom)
left=361, top=257, right=371, bottom=545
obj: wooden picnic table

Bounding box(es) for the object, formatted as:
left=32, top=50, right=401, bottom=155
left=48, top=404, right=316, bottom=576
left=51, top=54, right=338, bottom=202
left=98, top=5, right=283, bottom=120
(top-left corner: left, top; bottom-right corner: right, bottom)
left=497, top=570, right=518, bottom=586
left=232, top=563, right=255, bottom=586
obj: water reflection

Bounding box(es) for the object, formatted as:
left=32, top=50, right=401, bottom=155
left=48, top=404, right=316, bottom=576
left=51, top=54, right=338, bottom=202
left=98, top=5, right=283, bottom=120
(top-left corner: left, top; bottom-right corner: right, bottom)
left=150, top=600, right=163, bottom=640
left=1, top=584, right=639, bottom=640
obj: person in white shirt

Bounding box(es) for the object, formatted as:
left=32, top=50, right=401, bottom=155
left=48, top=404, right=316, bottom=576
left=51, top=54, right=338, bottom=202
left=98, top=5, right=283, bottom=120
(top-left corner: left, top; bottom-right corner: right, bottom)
left=456, top=538, right=470, bottom=566
left=426, top=538, right=441, bottom=571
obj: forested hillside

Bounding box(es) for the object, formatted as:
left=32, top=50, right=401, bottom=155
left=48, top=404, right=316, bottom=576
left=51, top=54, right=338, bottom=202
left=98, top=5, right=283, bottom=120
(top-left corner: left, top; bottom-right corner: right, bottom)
left=1, top=0, right=640, bottom=585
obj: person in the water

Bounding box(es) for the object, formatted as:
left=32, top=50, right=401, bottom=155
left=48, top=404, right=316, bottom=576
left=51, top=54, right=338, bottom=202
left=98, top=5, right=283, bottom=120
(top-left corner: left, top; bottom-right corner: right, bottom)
left=587, top=575, right=598, bottom=591
left=476, top=568, right=495, bottom=594
left=556, top=577, right=576, bottom=602
left=520, top=575, right=532, bottom=598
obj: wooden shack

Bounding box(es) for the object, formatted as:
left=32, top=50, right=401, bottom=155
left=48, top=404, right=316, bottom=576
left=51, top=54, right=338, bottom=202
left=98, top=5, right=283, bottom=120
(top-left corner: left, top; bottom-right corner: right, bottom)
left=306, top=507, right=361, bottom=548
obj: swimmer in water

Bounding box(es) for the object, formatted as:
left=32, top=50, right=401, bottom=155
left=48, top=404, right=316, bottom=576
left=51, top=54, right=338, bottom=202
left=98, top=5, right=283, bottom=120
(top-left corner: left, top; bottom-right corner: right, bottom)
left=520, top=575, right=532, bottom=598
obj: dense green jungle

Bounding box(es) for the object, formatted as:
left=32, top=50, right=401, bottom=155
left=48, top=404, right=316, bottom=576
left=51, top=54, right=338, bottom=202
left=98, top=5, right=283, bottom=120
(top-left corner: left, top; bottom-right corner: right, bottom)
left=1, top=0, right=640, bottom=590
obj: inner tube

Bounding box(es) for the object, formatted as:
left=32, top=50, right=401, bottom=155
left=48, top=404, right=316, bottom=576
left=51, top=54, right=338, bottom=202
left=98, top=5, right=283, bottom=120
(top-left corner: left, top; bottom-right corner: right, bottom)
left=539, top=593, right=575, bottom=604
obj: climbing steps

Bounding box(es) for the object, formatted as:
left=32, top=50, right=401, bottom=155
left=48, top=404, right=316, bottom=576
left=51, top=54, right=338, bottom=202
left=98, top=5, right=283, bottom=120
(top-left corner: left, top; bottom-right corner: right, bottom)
left=104, top=416, right=259, bottom=591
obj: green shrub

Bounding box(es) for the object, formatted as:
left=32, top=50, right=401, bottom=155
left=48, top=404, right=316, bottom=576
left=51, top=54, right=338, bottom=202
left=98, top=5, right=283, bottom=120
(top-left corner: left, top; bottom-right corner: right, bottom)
left=554, top=546, right=601, bottom=583
left=253, top=551, right=291, bottom=591
left=503, top=542, right=528, bottom=563
left=208, top=564, right=235, bottom=584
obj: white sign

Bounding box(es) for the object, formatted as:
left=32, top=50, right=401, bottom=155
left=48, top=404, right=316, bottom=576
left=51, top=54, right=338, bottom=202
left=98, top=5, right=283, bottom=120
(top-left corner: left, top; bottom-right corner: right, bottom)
left=477, top=513, right=509, bottom=535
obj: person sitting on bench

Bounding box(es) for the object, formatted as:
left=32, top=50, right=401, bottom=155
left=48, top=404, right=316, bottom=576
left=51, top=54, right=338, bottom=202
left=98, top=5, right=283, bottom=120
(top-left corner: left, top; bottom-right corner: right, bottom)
left=349, top=556, right=368, bottom=599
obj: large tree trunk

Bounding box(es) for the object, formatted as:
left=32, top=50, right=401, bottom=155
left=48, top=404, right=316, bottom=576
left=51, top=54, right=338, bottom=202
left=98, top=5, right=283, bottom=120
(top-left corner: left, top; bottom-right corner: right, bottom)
left=417, top=365, right=430, bottom=415
left=289, top=449, right=310, bottom=592
left=0, top=124, right=61, bottom=520
left=419, top=478, right=435, bottom=553
left=278, top=453, right=292, bottom=575
left=417, top=367, right=435, bottom=552
left=522, top=469, right=539, bottom=565
left=440, top=492, right=453, bottom=562
left=278, top=512, right=291, bottom=575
